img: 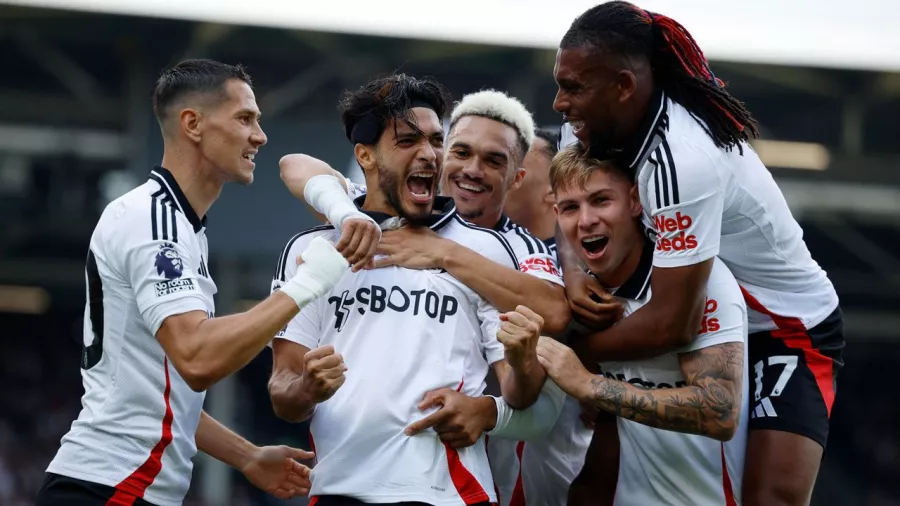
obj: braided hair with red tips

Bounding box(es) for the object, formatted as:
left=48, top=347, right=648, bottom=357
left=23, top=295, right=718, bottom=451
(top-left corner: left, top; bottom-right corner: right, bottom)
left=561, top=1, right=759, bottom=152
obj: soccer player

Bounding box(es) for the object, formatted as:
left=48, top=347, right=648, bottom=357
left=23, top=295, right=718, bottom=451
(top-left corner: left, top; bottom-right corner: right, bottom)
left=552, top=3, right=844, bottom=504
left=279, top=90, right=570, bottom=336
left=36, top=59, right=349, bottom=506
left=503, top=127, right=560, bottom=249
left=538, top=145, right=749, bottom=506
left=267, top=74, right=548, bottom=506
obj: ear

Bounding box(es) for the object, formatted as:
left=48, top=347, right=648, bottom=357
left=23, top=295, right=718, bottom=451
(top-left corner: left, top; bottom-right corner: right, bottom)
left=615, top=69, right=638, bottom=104
left=180, top=108, right=202, bottom=143
left=510, top=167, right=526, bottom=190
left=354, top=143, right=377, bottom=175
left=553, top=203, right=560, bottom=218
left=629, top=184, right=642, bottom=218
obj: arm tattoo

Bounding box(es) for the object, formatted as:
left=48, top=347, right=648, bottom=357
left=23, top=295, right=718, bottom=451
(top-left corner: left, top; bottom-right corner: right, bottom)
left=588, top=342, right=744, bottom=440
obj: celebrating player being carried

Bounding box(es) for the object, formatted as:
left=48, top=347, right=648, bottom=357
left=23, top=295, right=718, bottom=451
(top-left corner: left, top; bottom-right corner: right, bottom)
left=539, top=146, right=749, bottom=506
left=37, top=59, right=349, bottom=506
left=267, top=74, right=549, bottom=506
left=553, top=3, right=844, bottom=504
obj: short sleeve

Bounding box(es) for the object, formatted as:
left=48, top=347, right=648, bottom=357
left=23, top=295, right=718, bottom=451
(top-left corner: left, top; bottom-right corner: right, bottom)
left=271, top=233, right=326, bottom=349
left=646, top=142, right=723, bottom=268
left=679, top=260, right=747, bottom=353
left=478, top=297, right=506, bottom=365
left=119, top=215, right=207, bottom=336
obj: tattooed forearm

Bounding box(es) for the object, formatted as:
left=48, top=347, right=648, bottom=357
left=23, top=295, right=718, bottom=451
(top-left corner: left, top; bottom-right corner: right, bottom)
left=588, top=342, right=744, bottom=441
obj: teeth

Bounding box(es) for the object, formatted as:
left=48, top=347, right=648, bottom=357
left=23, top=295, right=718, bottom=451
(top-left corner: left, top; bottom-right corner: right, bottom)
left=583, top=236, right=605, bottom=243
left=410, top=173, right=433, bottom=179
left=570, top=120, right=585, bottom=131
left=458, top=182, right=484, bottom=193
left=244, top=153, right=255, bottom=161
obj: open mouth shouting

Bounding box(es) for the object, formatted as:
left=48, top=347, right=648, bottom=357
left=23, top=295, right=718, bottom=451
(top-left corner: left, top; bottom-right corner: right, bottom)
left=406, top=171, right=436, bottom=204
left=242, top=151, right=257, bottom=167
left=564, top=116, right=589, bottom=143
left=580, top=234, right=609, bottom=259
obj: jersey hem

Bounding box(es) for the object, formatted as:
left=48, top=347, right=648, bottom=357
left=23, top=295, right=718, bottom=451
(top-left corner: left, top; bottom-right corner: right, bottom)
left=45, top=463, right=183, bottom=506
left=310, top=490, right=497, bottom=505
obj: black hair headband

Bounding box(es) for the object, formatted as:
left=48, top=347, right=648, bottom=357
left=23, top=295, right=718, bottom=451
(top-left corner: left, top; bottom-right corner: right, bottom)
left=346, top=98, right=438, bottom=144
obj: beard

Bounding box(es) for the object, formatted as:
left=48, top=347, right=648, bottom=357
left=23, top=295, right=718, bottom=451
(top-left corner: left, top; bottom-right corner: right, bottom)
left=377, top=163, right=434, bottom=226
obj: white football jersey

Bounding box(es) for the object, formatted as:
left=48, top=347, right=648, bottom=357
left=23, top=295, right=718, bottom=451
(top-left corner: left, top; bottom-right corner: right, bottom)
left=47, top=167, right=216, bottom=506
left=600, top=241, right=749, bottom=506
left=562, top=94, right=839, bottom=334
left=272, top=197, right=518, bottom=505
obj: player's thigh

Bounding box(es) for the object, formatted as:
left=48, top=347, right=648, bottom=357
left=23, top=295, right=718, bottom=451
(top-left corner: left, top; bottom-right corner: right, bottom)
left=743, top=429, right=822, bottom=506
left=35, top=473, right=155, bottom=506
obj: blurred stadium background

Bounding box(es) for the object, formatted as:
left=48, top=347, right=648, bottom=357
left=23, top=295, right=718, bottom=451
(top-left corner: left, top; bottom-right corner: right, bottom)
left=1, top=1, right=898, bottom=505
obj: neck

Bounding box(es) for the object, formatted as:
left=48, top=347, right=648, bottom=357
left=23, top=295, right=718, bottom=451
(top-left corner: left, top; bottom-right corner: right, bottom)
left=159, top=143, right=224, bottom=219
left=467, top=209, right=502, bottom=230
left=361, top=193, right=399, bottom=217
left=593, top=235, right=644, bottom=289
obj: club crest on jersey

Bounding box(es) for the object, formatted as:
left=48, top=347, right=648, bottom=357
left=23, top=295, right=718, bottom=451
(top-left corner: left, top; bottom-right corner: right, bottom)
left=155, top=243, right=184, bottom=280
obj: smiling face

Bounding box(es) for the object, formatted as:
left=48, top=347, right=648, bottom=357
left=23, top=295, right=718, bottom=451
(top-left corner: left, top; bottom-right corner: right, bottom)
left=441, top=115, right=525, bottom=227
left=553, top=46, right=632, bottom=154
left=195, top=79, right=267, bottom=185
left=362, top=107, right=444, bottom=224
left=553, top=163, right=643, bottom=286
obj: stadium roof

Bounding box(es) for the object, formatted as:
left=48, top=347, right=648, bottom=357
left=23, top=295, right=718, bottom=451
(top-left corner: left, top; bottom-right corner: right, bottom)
left=5, top=0, right=900, bottom=72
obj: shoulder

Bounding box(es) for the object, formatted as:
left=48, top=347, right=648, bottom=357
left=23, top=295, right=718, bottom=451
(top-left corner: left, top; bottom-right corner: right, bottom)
left=445, top=216, right=518, bottom=268
left=96, top=183, right=189, bottom=248
left=497, top=220, right=551, bottom=257
left=274, top=225, right=337, bottom=282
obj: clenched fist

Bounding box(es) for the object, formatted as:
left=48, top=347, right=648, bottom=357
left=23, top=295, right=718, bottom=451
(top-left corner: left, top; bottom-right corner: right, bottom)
left=302, top=345, right=347, bottom=403
left=497, top=305, right=544, bottom=372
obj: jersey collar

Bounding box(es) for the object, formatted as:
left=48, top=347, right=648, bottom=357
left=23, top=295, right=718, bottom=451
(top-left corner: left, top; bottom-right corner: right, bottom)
left=149, top=166, right=206, bottom=233
left=493, top=215, right=512, bottom=232
left=351, top=195, right=456, bottom=232
left=605, top=239, right=653, bottom=301
left=615, top=90, right=669, bottom=177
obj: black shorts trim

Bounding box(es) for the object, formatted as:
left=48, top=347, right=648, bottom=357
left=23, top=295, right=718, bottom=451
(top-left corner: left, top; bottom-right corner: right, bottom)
left=746, top=306, right=845, bottom=448
left=35, top=473, right=156, bottom=506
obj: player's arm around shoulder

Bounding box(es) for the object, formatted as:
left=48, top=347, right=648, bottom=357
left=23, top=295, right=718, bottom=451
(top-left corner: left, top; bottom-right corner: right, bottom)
left=539, top=261, right=746, bottom=441
left=442, top=227, right=570, bottom=335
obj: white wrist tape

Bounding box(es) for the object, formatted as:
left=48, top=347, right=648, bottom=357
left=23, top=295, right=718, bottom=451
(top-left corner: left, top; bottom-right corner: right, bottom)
left=280, top=236, right=349, bottom=309
left=487, top=379, right=567, bottom=441
left=304, top=174, right=377, bottom=229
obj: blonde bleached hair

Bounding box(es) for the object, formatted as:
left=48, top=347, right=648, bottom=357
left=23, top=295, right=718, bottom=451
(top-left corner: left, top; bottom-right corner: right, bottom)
left=449, top=89, right=535, bottom=161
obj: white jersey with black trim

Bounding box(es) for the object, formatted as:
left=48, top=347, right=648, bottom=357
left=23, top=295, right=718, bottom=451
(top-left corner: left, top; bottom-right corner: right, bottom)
left=486, top=236, right=589, bottom=506
left=272, top=196, right=518, bottom=505
left=344, top=176, right=564, bottom=287
left=562, top=95, right=839, bottom=333
left=47, top=167, right=215, bottom=506
left=599, top=240, right=748, bottom=506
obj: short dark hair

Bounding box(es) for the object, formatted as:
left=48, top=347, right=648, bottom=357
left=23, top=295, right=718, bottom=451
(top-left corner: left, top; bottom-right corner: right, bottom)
left=534, top=127, right=560, bottom=159
left=338, top=73, right=450, bottom=145
left=561, top=1, right=758, bottom=153
left=152, top=59, right=252, bottom=123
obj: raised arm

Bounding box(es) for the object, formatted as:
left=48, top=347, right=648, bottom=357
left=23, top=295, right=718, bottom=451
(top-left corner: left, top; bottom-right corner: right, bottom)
left=279, top=154, right=380, bottom=270
left=538, top=337, right=744, bottom=441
